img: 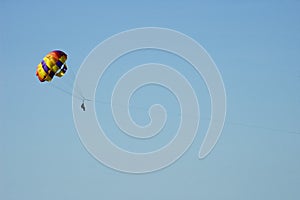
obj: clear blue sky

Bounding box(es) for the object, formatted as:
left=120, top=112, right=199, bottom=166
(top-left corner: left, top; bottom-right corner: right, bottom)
left=1, top=0, right=300, bottom=199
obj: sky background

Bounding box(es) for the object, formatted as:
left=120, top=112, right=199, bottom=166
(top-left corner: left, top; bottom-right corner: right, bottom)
left=1, top=0, right=300, bottom=199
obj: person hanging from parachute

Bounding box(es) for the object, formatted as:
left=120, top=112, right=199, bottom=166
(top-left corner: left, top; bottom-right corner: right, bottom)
left=81, top=100, right=86, bottom=111
left=36, top=50, right=86, bottom=111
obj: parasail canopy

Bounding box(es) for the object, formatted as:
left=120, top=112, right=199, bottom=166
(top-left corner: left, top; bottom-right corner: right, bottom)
left=36, top=50, right=68, bottom=82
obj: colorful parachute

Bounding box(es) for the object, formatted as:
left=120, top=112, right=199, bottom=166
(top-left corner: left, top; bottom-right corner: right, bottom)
left=36, top=50, right=68, bottom=82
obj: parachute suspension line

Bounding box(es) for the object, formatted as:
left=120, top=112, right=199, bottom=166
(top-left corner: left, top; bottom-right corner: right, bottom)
left=68, top=67, right=85, bottom=100
left=49, top=81, right=91, bottom=112
left=49, top=82, right=83, bottom=101
left=59, top=70, right=84, bottom=100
